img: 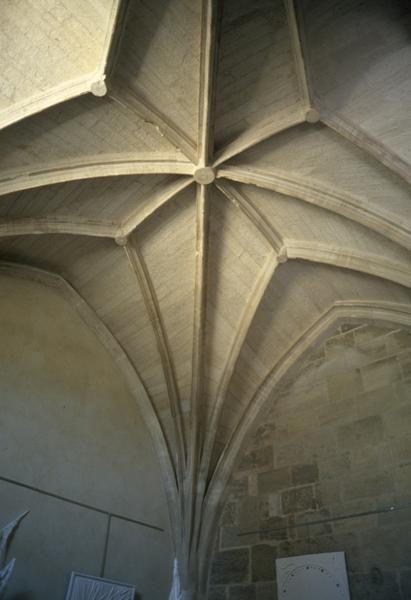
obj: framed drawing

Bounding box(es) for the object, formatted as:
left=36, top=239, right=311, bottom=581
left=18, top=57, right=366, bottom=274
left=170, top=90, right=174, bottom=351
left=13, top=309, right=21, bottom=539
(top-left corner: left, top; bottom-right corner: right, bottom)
left=276, top=551, right=351, bottom=600
left=65, top=572, right=135, bottom=600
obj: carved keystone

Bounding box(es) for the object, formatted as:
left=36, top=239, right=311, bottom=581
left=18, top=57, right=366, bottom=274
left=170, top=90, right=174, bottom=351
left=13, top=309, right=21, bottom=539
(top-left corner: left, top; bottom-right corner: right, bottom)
left=277, top=248, right=288, bottom=264
left=90, top=78, right=108, bottom=97
left=115, top=236, right=128, bottom=247
left=194, top=167, right=216, bottom=185
left=305, top=108, right=320, bottom=123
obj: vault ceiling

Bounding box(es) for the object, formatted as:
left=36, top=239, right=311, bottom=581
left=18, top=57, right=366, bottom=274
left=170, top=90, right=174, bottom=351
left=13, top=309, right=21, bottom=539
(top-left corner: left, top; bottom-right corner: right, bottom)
left=0, top=0, right=410, bottom=591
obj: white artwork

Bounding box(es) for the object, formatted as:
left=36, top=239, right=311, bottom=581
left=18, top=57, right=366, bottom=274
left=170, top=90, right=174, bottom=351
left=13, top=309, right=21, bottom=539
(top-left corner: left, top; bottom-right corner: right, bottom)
left=0, top=510, right=29, bottom=599
left=168, top=558, right=182, bottom=600
left=276, top=552, right=351, bottom=600
left=0, top=559, right=16, bottom=598
left=65, top=573, right=135, bottom=600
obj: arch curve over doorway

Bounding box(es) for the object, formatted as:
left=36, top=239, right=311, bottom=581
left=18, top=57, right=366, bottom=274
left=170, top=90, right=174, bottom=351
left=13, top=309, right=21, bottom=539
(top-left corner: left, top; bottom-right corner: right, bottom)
left=0, top=262, right=173, bottom=600
left=210, top=315, right=411, bottom=599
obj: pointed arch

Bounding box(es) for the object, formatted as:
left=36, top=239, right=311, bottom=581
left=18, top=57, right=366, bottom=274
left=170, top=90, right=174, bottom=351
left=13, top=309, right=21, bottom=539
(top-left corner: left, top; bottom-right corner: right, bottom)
left=195, top=299, right=411, bottom=591
left=0, top=260, right=180, bottom=534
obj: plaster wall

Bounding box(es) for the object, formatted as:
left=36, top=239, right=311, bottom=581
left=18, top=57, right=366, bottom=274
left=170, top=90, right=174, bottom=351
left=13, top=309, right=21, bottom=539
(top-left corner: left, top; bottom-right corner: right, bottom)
left=210, top=323, right=411, bottom=600
left=0, top=274, right=172, bottom=600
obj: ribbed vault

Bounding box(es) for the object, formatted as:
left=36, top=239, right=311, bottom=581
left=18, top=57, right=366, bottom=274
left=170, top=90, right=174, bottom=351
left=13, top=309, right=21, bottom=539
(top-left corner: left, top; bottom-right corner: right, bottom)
left=1, top=1, right=410, bottom=598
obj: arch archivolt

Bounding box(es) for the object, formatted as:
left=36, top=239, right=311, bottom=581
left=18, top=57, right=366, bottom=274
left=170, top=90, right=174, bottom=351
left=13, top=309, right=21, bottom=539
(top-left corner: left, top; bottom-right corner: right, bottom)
left=0, top=157, right=194, bottom=197
left=1, top=2, right=411, bottom=594
left=216, top=180, right=411, bottom=287
left=0, top=178, right=409, bottom=295
left=0, top=260, right=180, bottom=539
left=199, top=299, right=411, bottom=565
left=217, top=166, right=411, bottom=251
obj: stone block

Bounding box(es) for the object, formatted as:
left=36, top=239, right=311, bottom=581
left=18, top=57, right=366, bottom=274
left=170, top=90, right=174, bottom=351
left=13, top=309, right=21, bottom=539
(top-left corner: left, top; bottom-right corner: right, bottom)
left=310, top=532, right=363, bottom=573
left=318, top=452, right=351, bottom=481
left=248, top=473, right=258, bottom=497
left=361, top=356, right=402, bottom=392
left=286, top=514, right=309, bottom=540
left=354, top=441, right=392, bottom=470
left=256, top=582, right=277, bottom=600
left=348, top=571, right=402, bottom=600
left=325, top=330, right=355, bottom=356
left=251, top=544, right=277, bottom=582
left=399, top=350, right=411, bottom=379
left=259, top=516, right=288, bottom=541
left=360, top=527, right=411, bottom=570
left=210, top=549, right=250, bottom=585
left=327, top=368, right=362, bottom=402
left=318, top=398, right=356, bottom=427
left=385, top=329, right=411, bottom=353
left=393, top=463, right=411, bottom=496
left=209, top=586, right=227, bottom=600
left=291, top=463, right=319, bottom=485
left=221, top=525, right=258, bottom=549
left=377, top=502, right=411, bottom=528
left=331, top=498, right=377, bottom=533
left=239, top=447, right=273, bottom=472
left=400, top=570, right=411, bottom=599
left=308, top=520, right=333, bottom=538
left=337, top=415, right=384, bottom=451
left=376, top=491, right=411, bottom=507
left=228, top=584, right=256, bottom=600
left=239, top=497, right=258, bottom=524
left=303, top=429, right=338, bottom=460
left=274, top=439, right=305, bottom=468
left=318, top=479, right=341, bottom=504
left=395, top=379, right=411, bottom=402
left=221, top=501, right=239, bottom=527
left=341, top=324, right=361, bottom=333
left=281, top=485, right=315, bottom=514
left=384, top=403, right=411, bottom=439
left=230, top=476, right=249, bottom=499
left=341, top=537, right=364, bottom=574
left=342, top=471, right=394, bottom=501
left=258, top=468, right=290, bottom=495
left=295, top=508, right=333, bottom=537
left=332, top=497, right=376, bottom=516
left=282, top=385, right=328, bottom=414
left=356, top=337, right=387, bottom=361
left=353, top=325, right=391, bottom=345
left=252, top=423, right=276, bottom=447
left=334, top=512, right=377, bottom=534
left=306, top=343, right=325, bottom=362
left=277, top=538, right=312, bottom=559
left=259, top=497, right=270, bottom=521
left=258, top=494, right=281, bottom=520
left=258, top=495, right=270, bottom=520
left=356, top=385, right=393, bottom=419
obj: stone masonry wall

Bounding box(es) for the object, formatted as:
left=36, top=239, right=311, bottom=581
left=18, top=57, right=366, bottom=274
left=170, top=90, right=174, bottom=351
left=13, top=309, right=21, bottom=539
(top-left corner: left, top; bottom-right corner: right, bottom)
left=209, top=323, right=411, bottom=600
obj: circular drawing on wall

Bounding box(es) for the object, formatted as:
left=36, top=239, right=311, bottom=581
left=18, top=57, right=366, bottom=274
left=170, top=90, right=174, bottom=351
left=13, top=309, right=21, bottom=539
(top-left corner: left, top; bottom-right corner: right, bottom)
left=277, top=552, right=351, bottom=600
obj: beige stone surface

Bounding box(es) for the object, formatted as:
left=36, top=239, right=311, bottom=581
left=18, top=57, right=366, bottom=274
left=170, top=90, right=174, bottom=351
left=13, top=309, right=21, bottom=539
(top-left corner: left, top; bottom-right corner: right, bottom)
left=0, top=275, right=171, bottom=599
left=0, top=0, right=120, bottom=127
left=0, top=0, right=410, bottom=598
left=212, top=323, right=411, bottom=599
left=0, top=479, right=107, bottom=600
